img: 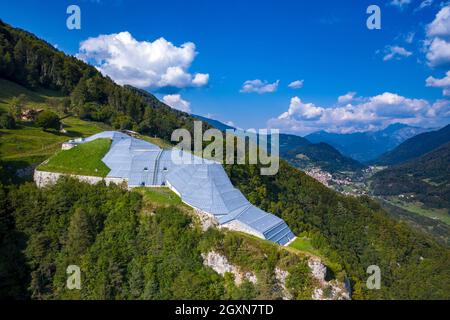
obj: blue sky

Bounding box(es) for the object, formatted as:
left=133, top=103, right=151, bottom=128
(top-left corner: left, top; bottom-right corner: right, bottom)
left=1, top=0, right=449, bottom=134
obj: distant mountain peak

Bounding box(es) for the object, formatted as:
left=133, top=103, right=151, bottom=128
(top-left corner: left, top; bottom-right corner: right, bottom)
left=306, top=124, right=430, bottom=162
left=374, top=123, right=450, bottom=165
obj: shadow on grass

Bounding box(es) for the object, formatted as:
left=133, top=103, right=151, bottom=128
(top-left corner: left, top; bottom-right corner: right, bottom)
left=1, top=156, right=46, bottom=185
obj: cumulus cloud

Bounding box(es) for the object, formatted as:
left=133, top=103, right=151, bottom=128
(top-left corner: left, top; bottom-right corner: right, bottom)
left=288, top=80, right=304, bottom=89
left=162, top=94, right=191, bottom=113
left=77, top=31, right=209, bottom=90
left=240, top=79, right=279, bottom=94
left=268, top=93, right=450, bottom=135
left=426, top=71, right=450, bottom=96
left=278, top=97, right=324, bottom=121
left=427, top=5, right=450, bottom=39
left=338, top=92, right=357, bottom=104
left=425, top=5, right=450, bottom=67
left=426, top=38, right=450, bottom=67
left=383, top=46, right=413, bottom=61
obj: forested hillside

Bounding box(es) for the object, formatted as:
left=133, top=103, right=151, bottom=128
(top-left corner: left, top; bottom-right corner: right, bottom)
left=375, top=124, right=450, bottom=166
left=371, top=142, right=450, bottom=209
left=0, top=178, right=320, bottom=300
left=279, top=135, right=364, bottom=173
left=0, top=19, right=449, bottom=300
left=225, top=161, right=449, bottom=299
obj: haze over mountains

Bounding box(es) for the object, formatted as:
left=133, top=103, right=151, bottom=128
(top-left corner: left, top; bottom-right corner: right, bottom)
left=375, top=124, right=450, bottom=166
left=306, top=124, right=430, bottom=163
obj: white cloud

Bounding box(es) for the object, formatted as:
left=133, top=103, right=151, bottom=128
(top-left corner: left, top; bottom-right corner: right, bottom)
left=240, top=79, right=279, bottom=94
left=338, top=92, right=357, bottom=104
left=192, top=73, right=209, bottom=86
left=77, top=31, right=209, bottom=90
left=162, top=94, right=191, bottom=113
left=427, top=5, right=450, bottom=39
left=383, top=46, right=413, bottom=61
left=389, top=0, right=412, bottom=9
left=278, top=97, right=324, bottom=121
left=426, top=71, right=450, bottom=96
left=425, top=5, right=450, bottom=67
left=268, top=93, right=450, bottom=135
left=416, top=0, right=434, bottom=11
left=426, top=38, right=450, bottom=67
left=288, top=80, right=304, bottom=89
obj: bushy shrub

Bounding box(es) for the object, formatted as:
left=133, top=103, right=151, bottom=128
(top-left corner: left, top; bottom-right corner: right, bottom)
left=35, top=110, right=60, bottom=131
left=0, top=113, right=16, bottom=129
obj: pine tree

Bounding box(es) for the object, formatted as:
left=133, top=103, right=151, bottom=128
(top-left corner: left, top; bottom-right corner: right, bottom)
left=66, top=208, right=92, bottom=258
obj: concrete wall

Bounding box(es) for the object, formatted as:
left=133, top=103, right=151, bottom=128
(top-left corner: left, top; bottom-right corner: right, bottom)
left=221, top=219, right=265, bottom=240
left=34, top=170, right=127, bottom=188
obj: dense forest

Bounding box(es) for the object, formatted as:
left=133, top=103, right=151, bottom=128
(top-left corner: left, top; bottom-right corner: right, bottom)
left=225, top=160, right=450, bottom=299
left=0, top=19, right=449, bottom=300
left=371, top=142, right=450, bottom=209
left=0, top=178, right=316, bottom=299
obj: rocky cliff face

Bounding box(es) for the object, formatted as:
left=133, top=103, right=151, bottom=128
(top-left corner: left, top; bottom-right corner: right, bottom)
left=308, top=258, right=350, bottom=300
left=202, top=251, right=257, bottom=285
left=202, top=250, right=350, bottom=300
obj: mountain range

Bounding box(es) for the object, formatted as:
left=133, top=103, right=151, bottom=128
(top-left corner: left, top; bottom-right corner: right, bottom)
left=306, top=123, right=430, bottom=163
left=374, top=124, right=450, bottom=166
left=195, top=115, right=364, bottom=173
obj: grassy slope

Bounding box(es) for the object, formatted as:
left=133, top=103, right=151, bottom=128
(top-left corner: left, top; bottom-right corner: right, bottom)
left=0, top=79, right=179, bottom=183
left=379, top=200, right=450, bottom=246
left=386, top=198, right=450, bottom=225
left=136, top=187, right=183, bottom=206
left=39, top=138, right=111, bottom=177
left=0, top=79, right=110, bottom=181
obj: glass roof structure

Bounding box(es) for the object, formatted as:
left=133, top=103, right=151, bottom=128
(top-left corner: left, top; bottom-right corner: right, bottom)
left=70, top=131, right=295, bottom=245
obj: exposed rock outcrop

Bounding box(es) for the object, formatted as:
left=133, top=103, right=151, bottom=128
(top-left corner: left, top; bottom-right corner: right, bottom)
left=201, top=251, right=257, bottom=285
left=194, top=209, right=218, bottom=231
left=308, top=258, right=350, bottom=300
left=274, top=267, right=292, bottom=300
left=308, top=258, right=327, bottom=282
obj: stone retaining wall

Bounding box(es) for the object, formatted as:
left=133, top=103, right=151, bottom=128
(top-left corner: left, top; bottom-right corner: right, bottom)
left=34, top=170, right=127, bottom=188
